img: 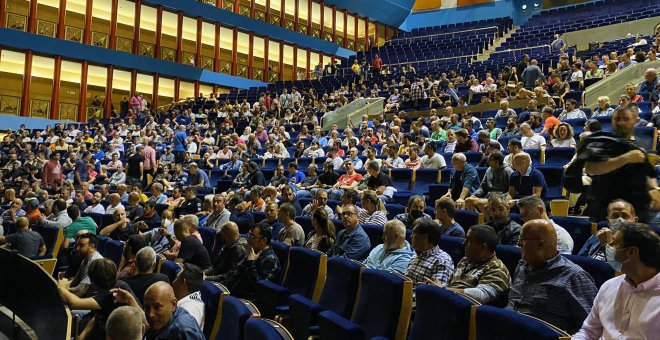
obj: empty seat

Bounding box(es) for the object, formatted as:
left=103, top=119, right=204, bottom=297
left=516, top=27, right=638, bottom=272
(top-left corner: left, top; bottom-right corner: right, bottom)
left=455, top=210, right=481, bottom=231
left=564, top=254, right=615, bottom=288
left=40, top=226, right=64, bottom=259
left=197, top=226, right=217, bottom=255
left=389, top=168, right=414, bottom=192
left=474, top=305, right=570, bottom=340
left=158, top=259, right=182, bottom=282
left=270, top=241, right=290, bottom=283
left=216, top=296, right=258, bottom=340
left=244, top=318, right=294, bottom=340
left=412, top=169, right=441, bottom=195
left=256, top=247, right=327, bottom=319
left=495, top=245, right=522, bottom=276
left=408, top=285, right=477, bottom=340
left=201, top=281, right=230, bottom=339
left=543, top=147, right=575, bottom=166
left=288, top=257, right=363, bottom=340
left=537, top=166, right=566, bottom=200
left=318, top=269, right=413, bottom=340
left=103, top=239, right=124, bottom=268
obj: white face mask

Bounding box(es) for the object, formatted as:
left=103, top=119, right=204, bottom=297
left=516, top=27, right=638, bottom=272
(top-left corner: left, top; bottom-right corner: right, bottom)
left=607, top=217, right=627, bottom=231
left=162, top=218, right=172, bottom=227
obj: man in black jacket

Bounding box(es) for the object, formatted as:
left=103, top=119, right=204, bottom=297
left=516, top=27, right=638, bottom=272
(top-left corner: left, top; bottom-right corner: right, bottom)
left=204, top=222, right=248, bottom=284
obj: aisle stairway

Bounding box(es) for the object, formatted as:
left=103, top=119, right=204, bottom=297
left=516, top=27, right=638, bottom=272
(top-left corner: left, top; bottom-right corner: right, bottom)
left=473, top=26, right=519, bottom=63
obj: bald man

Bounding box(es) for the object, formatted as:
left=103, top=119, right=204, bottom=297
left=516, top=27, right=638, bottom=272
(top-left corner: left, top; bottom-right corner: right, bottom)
left=106, top=306, right=147, bottom=340
left=203, top=222, right=248, bottom=284
left=112, top=281, right=204, bottom=339
left=508, top=153, right=548, bottom=206
left=508, top=219, right=598, bottom=334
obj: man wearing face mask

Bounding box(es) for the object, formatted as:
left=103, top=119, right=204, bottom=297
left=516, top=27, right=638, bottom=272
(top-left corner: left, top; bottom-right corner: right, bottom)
left=574, top=222, right=660, bottom=339
left=577, top=199, right=637, bottom=269
left=395, top=195, right=431, bottom=226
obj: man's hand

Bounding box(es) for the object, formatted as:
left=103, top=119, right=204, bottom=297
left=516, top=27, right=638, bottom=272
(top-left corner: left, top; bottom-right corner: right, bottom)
left=455, top=198, right=465, bottom=209
left=247, top=246, right=259, bottom=261
left=624, top=150, right=646, bottom=165
left=58, top=278, right=71, bottom=289
left=597, top=228, right=613, bottom=245
left=424, top=277, right=444, bottom=288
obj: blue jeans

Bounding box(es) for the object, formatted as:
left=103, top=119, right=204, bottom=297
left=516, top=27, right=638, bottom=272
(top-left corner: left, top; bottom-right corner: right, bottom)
left=296, top=189, right=313, bottom=198
left=328, top=189, right=344, bottom=200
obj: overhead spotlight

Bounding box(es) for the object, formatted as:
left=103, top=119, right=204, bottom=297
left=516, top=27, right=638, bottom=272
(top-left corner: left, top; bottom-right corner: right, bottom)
left=522, top=4, right=527, bottom=10
left=534, top=3, right=539, bottom=7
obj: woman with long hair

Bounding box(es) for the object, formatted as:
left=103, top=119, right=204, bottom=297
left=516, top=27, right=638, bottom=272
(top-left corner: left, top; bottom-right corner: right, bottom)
left=304, top=208, right=336, bottom=253
left=550, top=122, right=576, bottom=148
left=357, top=190, right=388, bottom=226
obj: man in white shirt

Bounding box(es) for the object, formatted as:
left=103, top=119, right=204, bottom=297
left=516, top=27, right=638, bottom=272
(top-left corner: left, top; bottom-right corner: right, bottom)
left=558, top=99, right=587, bottom=120
left=172, top=263, right=206, bottom=329
left=105, top=193, right=125, bottom=215
left=573, top=222, right=660, bottom=339
left=519, top=122, right=546, bottom=149
left=419, top=142, right=447, bottom=169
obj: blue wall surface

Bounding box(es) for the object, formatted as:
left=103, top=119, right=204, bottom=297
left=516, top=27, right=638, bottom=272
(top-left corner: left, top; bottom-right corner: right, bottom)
left=0, top=115, right=70, bottom=130
left=400, top=0, right=541, bottom=30
left=322, top=0, right=415, bottom=28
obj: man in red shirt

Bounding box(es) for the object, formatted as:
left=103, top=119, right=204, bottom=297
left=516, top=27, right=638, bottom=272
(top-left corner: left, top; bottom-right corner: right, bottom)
left=328, top=161, right=363, bottom=200
left=540, top=107, right=560, bottom=138
left=42, top=152, right=63, bottom=189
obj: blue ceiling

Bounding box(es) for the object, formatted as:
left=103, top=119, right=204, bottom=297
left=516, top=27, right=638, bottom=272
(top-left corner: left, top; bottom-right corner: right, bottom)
left=322, top=0, right=415, bottom=28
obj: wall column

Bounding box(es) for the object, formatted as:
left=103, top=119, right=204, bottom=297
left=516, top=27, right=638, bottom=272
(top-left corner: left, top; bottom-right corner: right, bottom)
left=231, top=28, right=238, bottom=76
left=196, top=17, right=203, bottom=67
left=155, top=6, right=163, bottom=59
left=83, top=0, right=93, bottom=44
left=248, top=32, right=254, bottom=79
left=104, top=65, right=113, bottom=118
left=152, top=74, right=159, bottom=108
left=50, top=56, right=62, bottom=120
left=109, top=0, right=118, bottom=50
left=176, top=12, right=183, bottom=63
left=77, top=61, right=88, bottom=122
left=213, top=23, right=220, bottom=73
left=27, top=0, right=38, bottom=34
left=56, top=0, right=66, bottom=39
left=20, top=51, right=33, bottom=117
left=132, top=0, right=142, bottom=54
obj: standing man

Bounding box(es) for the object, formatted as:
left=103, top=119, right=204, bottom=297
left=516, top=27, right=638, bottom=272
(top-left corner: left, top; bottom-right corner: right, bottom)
left=143, top=141, right=157, bottom=187
left=173, top=125, right=188, bottom=164
left=42, top=152, right=63, bottom=189
left=372, top=54, right=383, bottom=77
left=126, top=146, right=145, bottom=186
left=583, top=106, right=660, bottom=222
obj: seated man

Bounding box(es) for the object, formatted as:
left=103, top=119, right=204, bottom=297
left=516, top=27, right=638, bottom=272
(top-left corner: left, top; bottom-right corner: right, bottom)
left=227, top=195, right=255, bottom=234
left=519, top=123, right=546, bottom=149
left=434, top=197, right=466, bottom=238
left=558, top=99, right=587, bottom=121
left=111, top=281, right=205, bottom=339
left=0, top=216, right=46, bottom=257
left=99, top=208, right=131, bottom=241
left=62, top=233, right=105, bottom=297
left=301, top=189, right=335, bottom=219
left=173, top=218, right=211, bottom=270
left=508, top=153, right=548, bottom=206
left=276, top=203, right=305, bottom=246
left=122, top=246, right=170, bottom=305
left=578, top=199, right=636, bottom=269
left=394, top=195, right=432, bottom=226
left=442, top=153, right=479, bottom=204
left=172, top=263, right=205, bottom=328
left=327, top=204, right=371, bottom=260
left=508, top=219, right=597, bottom=334
left=364, top=220, right=415, bottom=274
left=229, top=224, right=281, bottom=300
left=176, top=187, right=202, bottom=217
left=465, top=152, right=513, bottom=215
left=203, top=194, right=231, bottom=231
left=574, top=222, right=660, bottom=339
left=187, top=162, right=212, bottom=195
left=444, top=225, right=511, bottom=305
left=485, top=193, right=522, bottom=246
left=407, top=219, right=454, bottom=285
left=361, top=161, right=396, bottom=203
left=518, top=195, right=574, bottom=254
left=204, top=222, right=248, bottom=284
left=327, top=161, right=363, bottom=200
left=63, top=205, right=98, bottom=248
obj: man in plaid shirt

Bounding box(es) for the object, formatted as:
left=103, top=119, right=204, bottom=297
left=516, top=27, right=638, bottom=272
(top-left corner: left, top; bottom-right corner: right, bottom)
left=409, top=79, right=425, bottom=106
left=406, top=219, right=454, bottom=285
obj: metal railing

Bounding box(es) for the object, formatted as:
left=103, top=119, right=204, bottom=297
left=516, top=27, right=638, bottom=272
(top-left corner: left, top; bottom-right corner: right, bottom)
left=584, top=59, right=660, bottom=109
left=389, top=26, right=500, bottom=43
left=485, top=44, right=552, bottom=56
left=321, top=97, right=384, bottom=130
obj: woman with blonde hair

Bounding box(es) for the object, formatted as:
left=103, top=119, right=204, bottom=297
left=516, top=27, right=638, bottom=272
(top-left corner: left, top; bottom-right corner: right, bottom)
left=304, top=208, right=336, bottom=253
left=592, top=96, right=614, bottom=117
left=357, top=190, right=388, bottom=226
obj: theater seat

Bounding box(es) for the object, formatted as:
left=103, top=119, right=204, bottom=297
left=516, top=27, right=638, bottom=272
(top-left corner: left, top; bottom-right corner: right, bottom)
left=318, top=269, right=413, bottom=340
left=158, top=258, right=182, bottom=282
left=389, top=168, right=414, bottom=192
left=408, top=285, right=478, bottom=340
left=564, top=254, right=615, bottom=288
left=474, top=305, right=570, bottom=340
left=495, top=245, right=521, bottom=276
left=288, top=257, right=363, bottom=340
left=244, top=318, right=294, bottom=340
left=216, top=296, right=258, bottom=340
left=454, top=210, right=481, bottom=231
left=197, top=226, right=217, bottom=255
left=552, top=216, right=594, bottom=254
left=256, top=247, right=327, bottom=319
left=438, top=236, right=464, bottom=264
left=201, top=281, right=230, bottom=339
left=270, top=241, right=290, bottom=283
left=543, top=147, right=576, bottom=166
left=412, top=169, right=441, bottom=195
left=362, top=224, right=384, bottom=251
left=103, top=239, right=124, bottom=268
left=41, top=226, right=64, bottom=259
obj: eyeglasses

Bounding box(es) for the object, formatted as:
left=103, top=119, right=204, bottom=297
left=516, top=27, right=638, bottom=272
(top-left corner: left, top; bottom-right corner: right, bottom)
left=341, top=211, right=357, bottom=217
left=247, top=233, right=264, bottom=239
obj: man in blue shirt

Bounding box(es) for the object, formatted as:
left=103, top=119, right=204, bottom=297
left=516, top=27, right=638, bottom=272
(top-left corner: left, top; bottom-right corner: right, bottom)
left=434, top=197, right=466, bottom=238
left=286, top=162, right=306, bottom=189
left=638, top=68, right=659, bottom=103
left=112, top=281, right=205, bottom=340
left=508, top=153, right=547, bottom=205
left=74, top=151, right=92, bottom=188
left=187, top=162, right=212, bottom=194
left=327, top=204, right=370, bottom=260
left=443, top=153, right=479, bottom=203
left=173, top=125, right=188, bottom=164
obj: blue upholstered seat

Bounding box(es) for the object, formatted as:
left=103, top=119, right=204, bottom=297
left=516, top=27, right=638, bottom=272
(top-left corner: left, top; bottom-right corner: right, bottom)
left=200, top=280, right=230, bottom=339
left=412, top=168, right=441, bottom=195
left=103, top=239, right=124, bottom=267
left=474, top=305, right=570, bottom=340
left=552, top=216, right=593, bottom=254
left=408, top=284, right=477, bottom=340
left=197, top=226, right=216, bottom=255
left=288, top=257, right=363, bottom=340
left=256, top=247, right=327, bottom=319
left=244, top=318, right=294, bottom=340
left=564, top=254, right=615, bottom=288
left=158, top=259, right=182, bottom=282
